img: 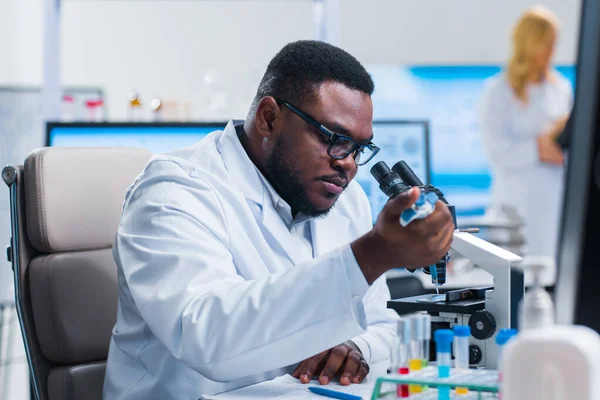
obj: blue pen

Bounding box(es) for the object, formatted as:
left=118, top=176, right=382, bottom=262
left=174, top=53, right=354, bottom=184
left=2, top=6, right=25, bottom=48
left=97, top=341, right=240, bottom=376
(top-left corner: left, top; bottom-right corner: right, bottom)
left=308, top=386, right=362, bottom=400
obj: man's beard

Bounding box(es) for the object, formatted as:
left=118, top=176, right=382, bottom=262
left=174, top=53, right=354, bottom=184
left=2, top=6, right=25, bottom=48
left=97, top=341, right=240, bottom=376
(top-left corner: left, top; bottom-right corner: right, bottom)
left=265, top=137, right=337, bottom=218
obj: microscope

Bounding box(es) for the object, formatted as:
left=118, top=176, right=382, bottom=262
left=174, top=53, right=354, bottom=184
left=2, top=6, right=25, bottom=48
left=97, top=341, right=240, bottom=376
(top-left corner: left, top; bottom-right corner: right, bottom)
left=371, top=160, right=524, bottom=370
left=371, top=160, right=455, bottom=291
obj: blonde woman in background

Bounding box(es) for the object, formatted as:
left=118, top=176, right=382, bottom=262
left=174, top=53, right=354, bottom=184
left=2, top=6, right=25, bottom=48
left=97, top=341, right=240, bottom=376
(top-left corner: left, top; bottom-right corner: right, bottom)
left=480, top=5, right=573, bottom=258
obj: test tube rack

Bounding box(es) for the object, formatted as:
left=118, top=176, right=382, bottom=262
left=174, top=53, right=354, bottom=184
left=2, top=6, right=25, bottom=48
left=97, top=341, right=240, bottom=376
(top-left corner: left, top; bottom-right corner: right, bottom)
left=371, top=367, right=500, bottom=399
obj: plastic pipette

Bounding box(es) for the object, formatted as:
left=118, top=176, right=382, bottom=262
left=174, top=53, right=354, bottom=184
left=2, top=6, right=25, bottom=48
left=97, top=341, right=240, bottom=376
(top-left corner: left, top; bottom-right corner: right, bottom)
left=430, top=264, right=440, bottom=294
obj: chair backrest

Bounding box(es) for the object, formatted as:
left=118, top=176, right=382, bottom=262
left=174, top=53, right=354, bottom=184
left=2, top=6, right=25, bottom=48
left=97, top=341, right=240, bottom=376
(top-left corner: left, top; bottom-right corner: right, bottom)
left=3, top=147, right=152, bottom=400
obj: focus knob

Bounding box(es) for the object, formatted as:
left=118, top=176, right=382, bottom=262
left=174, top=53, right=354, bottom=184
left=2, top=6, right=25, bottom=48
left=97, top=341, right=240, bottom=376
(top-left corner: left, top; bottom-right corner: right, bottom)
left=469, top=344, right=483, bottom=365
left=469, top=310, right=497, bottom=340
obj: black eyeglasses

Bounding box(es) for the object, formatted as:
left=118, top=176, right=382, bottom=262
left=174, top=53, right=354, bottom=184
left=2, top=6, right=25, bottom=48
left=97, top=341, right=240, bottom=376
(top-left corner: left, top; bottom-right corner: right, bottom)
left=276, top=99, right=380, bottom=166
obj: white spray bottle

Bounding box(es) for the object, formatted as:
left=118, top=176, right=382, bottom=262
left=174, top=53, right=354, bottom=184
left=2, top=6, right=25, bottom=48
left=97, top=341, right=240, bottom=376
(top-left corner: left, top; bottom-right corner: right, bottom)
left=502, top=263, right=600, bottom=400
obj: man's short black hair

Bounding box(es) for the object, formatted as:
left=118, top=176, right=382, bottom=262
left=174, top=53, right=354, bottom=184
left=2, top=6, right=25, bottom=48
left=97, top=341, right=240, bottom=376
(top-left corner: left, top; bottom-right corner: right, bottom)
left=249, top=40, right=374, bottom=115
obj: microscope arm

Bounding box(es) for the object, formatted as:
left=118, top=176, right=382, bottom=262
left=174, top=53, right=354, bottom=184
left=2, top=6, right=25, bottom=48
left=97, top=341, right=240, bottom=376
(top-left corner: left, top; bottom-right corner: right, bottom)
left=450, top=231, right=524, bottom=369
left=451, top=231, right=523, bottom=274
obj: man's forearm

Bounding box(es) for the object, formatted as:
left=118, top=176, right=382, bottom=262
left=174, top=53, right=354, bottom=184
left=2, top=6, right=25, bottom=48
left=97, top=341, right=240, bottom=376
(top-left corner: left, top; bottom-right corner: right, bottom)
left=351, top=231, right=390, bottom=285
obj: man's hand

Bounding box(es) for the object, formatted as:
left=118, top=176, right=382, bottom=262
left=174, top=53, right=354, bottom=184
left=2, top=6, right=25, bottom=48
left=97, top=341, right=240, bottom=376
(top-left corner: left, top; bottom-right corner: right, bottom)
left=292, top=341, right=369, bottom=386
left=352, top=187, right=455, bottom=284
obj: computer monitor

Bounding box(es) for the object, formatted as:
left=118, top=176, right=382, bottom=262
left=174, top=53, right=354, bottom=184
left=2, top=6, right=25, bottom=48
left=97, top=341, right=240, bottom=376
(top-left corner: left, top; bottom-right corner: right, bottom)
left=48, top=120, right=429, bottom=224
left=555, top=0, right=600, bottom=333
left=355, top=120, right=430, bottom=222
left=47, top=122, right=228, bottom=153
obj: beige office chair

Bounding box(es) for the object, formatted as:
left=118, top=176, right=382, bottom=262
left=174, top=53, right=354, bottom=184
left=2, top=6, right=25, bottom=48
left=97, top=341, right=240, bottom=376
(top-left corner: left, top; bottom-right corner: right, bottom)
left=2, top=147, right=152, bottom=400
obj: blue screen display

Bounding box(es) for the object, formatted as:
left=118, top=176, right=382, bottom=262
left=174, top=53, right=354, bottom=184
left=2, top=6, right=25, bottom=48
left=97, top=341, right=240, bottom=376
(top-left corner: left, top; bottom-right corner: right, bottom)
left=49, top=122, right=428, bottom=224
left=356, top=121, right=429, bottom=222
left=48, top=125, right=226, bottom=154
left=368, top=65, right=577, bottom=219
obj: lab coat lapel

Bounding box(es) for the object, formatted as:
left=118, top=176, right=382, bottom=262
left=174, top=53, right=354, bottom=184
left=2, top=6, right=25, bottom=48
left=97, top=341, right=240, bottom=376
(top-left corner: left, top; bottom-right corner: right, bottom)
left=218, top=121, right=263, bottom=205
left=260, top=200, right=306, bottom=265
left=219, top=121, right=306, bottom=265
left=311, top=212, right=350, bottom=257
left=218, top=121, right=351, bottom=263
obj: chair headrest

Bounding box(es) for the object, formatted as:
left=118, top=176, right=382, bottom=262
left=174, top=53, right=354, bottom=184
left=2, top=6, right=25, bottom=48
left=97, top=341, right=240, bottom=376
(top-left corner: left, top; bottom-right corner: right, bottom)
left=24, top=147, right=152, bottom=253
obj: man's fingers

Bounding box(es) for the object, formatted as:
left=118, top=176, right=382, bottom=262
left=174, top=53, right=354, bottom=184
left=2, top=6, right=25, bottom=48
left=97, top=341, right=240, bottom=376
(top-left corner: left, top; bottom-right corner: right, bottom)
left=442, top=223, right=455, bottom=252
left=295, top=345, right=368, bottom=386
left=384, top=187, right=420, bottom=219
left=292, top=362, right=305, bottom=378
left=294, top=351, right=328, bottom=384
left=410, top=203, right=452, bottom=237
left=353, top=359, right=371, bottom=384
left=429, top=215, right=455, bottom=249
left=319, top=345, right=349, bottom=385
left=339, top=351, right=361, bottom=386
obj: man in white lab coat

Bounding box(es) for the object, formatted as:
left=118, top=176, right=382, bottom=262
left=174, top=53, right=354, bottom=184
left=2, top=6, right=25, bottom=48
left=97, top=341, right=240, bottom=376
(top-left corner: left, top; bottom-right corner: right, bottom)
left=103, top=40, right=454, bottom=399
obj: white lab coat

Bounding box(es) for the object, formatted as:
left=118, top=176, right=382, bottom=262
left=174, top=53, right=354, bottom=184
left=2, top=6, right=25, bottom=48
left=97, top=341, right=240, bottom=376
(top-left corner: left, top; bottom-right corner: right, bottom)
left=479, top=72, right=573, bottom=257
left=103, top=121, right=399, bottom=399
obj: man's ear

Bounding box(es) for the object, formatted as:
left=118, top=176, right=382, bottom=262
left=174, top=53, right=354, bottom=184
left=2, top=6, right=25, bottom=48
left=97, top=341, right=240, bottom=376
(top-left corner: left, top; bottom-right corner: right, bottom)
left=254, top=97, right=281, bottom=140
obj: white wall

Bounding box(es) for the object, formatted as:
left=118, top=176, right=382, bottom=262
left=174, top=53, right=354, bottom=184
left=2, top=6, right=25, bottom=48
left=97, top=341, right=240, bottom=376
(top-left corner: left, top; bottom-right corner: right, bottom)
left=340, top=0, right=581, bottom=65
left=60, top=0, right=314, bottom=120
left=57, top=0, right=582, bottom=120
left=0, top=0, right=44, bottom=85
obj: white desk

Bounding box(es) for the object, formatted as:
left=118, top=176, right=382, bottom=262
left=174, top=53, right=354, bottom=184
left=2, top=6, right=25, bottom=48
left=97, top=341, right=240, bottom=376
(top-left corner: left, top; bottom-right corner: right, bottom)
left=206, top=361, right=389, bottom=399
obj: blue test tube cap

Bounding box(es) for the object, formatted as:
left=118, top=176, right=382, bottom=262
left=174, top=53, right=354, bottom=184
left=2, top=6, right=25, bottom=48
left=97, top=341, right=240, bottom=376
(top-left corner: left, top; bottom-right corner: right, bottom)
left=434, top=329, right=454, bottom=353
left=453, top=325, right=471, bottom=337
left=495, top=328, right=518, bottom=345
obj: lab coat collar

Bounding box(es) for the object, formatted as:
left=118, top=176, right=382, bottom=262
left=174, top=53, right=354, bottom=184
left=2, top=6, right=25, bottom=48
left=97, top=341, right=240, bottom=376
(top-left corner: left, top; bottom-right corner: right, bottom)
left=217, top=120, right=265, bottom=206
left=256, top=170, right=295, bottom=229
left=217, top=120, right=351, bottom=260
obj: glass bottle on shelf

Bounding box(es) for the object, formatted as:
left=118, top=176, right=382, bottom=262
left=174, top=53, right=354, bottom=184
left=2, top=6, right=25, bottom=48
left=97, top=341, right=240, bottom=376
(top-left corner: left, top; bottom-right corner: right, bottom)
left=127, top=90, right=143, bottom=121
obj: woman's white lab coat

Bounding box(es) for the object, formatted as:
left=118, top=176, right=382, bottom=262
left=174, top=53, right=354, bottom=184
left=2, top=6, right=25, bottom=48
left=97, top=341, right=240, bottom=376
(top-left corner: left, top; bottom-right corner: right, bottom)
left=102, top=121, right=398, bottom=399
left=479, top=72, right=573, bottom=257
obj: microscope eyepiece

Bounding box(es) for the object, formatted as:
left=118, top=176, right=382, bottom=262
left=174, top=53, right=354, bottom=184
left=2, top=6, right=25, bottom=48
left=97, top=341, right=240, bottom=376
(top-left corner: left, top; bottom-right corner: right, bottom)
left=370, top=161, right=410, bottom=198
left=370, top=161, right=392, bottom=182
left=392, top=160, right=424, bottom=187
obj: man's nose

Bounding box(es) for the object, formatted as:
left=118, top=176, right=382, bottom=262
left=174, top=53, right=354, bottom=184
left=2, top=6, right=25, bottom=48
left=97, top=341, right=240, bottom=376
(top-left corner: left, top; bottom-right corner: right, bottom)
left=331, top=154, right=356, bottom=175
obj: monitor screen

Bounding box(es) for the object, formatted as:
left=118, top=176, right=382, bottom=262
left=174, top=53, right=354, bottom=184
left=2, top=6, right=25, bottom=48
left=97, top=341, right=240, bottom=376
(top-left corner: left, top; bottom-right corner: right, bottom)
left=47, top=122, right=227, bottom=153
left=355, top=120, right=430, bottom=222
left=48, top=121, right=430, bottom=224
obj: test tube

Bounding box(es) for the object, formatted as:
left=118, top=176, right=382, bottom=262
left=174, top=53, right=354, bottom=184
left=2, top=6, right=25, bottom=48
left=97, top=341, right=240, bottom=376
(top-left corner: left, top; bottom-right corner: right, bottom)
left=394, top=319, right=411, bottom=398
left=421, top=313, right=431, bottom=367
left=409, top=313, right=424, bottom=394
left=453, top=325, right=471, bottom=395
left=435, top=329, right=454, bottom=400
left=496, top=328, right=518, bottom=385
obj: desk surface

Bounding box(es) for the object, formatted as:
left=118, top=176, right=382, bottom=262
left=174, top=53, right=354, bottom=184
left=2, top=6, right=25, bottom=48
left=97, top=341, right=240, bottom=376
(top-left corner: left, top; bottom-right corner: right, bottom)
left=207, top=361, right=389, bottom=399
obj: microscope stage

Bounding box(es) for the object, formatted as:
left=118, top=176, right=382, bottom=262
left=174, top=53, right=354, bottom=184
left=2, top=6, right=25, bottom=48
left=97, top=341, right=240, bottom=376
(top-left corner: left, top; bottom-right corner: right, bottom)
left=388, top=295, right=485, bottom=315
